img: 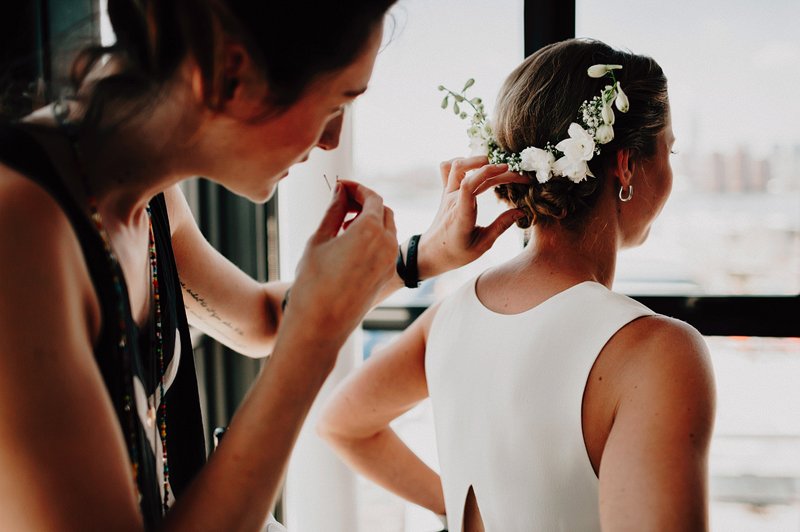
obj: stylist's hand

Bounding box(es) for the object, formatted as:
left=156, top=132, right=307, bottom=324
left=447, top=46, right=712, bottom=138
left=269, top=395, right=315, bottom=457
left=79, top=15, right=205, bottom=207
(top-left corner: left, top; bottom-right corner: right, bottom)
left=285, top=180, right=397, bottom=352
left=417, top=156, right=528, bottom=279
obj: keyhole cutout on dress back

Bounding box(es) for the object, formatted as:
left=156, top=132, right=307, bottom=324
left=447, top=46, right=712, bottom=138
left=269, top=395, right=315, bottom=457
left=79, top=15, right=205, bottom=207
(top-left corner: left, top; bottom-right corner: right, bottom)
left=462, top=485, right=485, bottom=532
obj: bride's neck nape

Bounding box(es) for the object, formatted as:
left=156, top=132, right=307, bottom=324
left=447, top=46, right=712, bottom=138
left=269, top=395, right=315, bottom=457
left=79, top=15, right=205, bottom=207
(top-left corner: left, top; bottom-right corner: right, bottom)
left=527, top=206, right=618, bottom=289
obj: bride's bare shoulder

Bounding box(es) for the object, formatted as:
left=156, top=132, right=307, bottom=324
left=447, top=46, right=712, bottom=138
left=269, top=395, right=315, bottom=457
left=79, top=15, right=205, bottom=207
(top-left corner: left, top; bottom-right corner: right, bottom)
left=617, top=314, right=710, bottom=361
left=606, top=314, right=715, bottom=404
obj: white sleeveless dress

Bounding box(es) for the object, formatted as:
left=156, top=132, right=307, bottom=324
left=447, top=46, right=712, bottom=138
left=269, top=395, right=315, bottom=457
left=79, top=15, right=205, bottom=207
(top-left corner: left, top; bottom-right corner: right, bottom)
left=425, top=278, right=654, bottom=531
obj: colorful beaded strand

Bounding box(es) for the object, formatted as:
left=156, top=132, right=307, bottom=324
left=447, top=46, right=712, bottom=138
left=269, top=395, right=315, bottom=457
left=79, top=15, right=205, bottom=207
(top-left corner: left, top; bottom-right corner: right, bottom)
left=147, top=208, right=171, bottom=511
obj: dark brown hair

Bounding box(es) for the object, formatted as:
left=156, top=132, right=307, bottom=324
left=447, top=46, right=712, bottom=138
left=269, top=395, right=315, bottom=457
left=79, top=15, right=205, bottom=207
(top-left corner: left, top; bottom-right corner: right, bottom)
left=493, top=38, right=669, bottom=229
left=71, top=0, right=397, bottom=129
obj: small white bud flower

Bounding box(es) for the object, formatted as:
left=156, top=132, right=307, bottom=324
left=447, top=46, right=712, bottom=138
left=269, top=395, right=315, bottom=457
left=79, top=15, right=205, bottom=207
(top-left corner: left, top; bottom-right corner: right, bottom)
left=587, top=65, right=608, bottom=78
left=615, top=83, right=630, bottom=113
left=601, top=104, right=615, bottom=125
left=595, top=124, right=614, bottom=144
left=587, top=64, right=623, bottom=78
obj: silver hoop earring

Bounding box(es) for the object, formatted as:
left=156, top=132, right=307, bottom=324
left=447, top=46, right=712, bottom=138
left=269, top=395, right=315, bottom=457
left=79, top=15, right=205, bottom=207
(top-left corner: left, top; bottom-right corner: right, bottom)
left=619, top=184, right=633, bottom=202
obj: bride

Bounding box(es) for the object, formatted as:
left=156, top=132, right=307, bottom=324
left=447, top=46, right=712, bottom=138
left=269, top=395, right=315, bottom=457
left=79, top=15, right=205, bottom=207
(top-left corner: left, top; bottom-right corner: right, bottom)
left=317, top=38, right=715, bottom=531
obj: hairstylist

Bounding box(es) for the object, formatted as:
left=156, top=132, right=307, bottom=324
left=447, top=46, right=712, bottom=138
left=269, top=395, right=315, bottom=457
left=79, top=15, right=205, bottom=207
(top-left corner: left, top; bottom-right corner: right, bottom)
left=0, top=0, right=525, bottom=529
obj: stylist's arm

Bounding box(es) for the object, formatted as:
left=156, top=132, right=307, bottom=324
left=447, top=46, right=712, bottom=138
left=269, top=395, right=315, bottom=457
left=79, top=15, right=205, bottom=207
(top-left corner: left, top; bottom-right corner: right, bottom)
left=166, top=180, right=396, bottom=531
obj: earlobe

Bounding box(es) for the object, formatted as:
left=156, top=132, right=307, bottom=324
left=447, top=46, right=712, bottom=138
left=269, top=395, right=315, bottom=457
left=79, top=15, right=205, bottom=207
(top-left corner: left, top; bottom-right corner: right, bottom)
left=191, top=67, right=206, bottom=104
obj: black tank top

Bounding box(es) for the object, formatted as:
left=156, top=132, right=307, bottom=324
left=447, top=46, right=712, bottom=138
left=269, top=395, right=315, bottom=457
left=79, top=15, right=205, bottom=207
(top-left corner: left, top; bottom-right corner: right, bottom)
left=0, top=124, right=206, bottom=529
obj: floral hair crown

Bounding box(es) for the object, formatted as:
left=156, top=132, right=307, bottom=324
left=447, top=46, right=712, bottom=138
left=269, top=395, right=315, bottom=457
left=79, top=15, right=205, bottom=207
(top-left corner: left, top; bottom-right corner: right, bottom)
left=438, top=64, right=629, bottom=184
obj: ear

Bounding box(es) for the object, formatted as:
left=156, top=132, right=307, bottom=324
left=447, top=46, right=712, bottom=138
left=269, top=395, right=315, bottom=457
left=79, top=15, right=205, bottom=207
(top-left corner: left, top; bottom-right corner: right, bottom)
left=222, top=42, right=246, bottom=101
left=613, top=149, right=635, bottom=187
left=215, top=41, right=269, bottom=117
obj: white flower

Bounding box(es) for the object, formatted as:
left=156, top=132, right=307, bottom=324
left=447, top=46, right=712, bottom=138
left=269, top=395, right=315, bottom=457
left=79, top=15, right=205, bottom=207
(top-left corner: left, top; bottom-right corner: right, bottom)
left=519, top=146, right=555, bottom=183
left=553, top=156, right=594, bottom=183
left=614, top=83, right=630, bottom=113
left=552, top=124, right=597, bottom=183
left=601, top=104, right=615, bottom=125
left=555, top=123, right=595, bottom=162
left=587, top=64, right=623, bottom=78
left=595, top=124, right=614, bottom=144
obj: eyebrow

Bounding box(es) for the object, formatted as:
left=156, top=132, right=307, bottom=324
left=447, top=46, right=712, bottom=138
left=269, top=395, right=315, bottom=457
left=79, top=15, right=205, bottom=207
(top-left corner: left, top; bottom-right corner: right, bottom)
left=343, top=86, right=368, bottom=98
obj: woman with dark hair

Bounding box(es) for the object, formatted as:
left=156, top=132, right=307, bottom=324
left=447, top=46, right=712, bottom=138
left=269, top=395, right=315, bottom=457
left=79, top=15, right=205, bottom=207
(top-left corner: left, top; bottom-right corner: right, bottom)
left=0, top=1, right=526, bottom=529
left=319, top=39, right=716, bottom=531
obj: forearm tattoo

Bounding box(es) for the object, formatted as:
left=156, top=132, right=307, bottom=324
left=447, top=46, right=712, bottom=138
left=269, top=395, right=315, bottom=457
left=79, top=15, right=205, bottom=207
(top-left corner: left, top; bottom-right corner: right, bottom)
left=180, top=281, right=245, bottom=340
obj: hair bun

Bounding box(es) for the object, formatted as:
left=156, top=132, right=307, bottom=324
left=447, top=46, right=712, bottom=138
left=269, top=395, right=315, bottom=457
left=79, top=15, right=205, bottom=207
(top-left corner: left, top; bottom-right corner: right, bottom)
left=495, top=178, right=599, bottom=229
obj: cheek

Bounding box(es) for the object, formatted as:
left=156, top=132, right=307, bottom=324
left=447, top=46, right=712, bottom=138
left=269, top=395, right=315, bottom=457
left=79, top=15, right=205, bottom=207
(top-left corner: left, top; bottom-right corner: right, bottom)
left=273, top=108, right=327, bottom=153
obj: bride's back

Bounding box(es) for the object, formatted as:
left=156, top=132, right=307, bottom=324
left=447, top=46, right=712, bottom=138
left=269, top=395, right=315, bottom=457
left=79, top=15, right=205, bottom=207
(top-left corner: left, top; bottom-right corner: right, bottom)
left=426, top=278, right=653, bottom=530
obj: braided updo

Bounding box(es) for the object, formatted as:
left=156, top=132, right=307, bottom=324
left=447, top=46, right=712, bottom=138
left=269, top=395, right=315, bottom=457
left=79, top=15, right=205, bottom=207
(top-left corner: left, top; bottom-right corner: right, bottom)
left=493, top=39, right=669, bottom=229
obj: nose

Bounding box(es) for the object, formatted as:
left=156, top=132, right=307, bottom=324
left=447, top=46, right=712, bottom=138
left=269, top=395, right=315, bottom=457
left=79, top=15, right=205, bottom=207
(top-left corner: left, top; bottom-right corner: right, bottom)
left=317, top=111, right=344, bottom=151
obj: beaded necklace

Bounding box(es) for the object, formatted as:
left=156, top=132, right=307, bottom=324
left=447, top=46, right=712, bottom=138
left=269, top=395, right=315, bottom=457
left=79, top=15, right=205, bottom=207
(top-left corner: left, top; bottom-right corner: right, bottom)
left=53, top=102, right=171, bottom=513
left=147, top=207, right=172, bottom=512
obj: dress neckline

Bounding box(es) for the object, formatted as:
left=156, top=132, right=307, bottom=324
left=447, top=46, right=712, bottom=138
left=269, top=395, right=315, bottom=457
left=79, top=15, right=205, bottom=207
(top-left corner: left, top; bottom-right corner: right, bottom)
left=470, top=276, right=606, bottom=317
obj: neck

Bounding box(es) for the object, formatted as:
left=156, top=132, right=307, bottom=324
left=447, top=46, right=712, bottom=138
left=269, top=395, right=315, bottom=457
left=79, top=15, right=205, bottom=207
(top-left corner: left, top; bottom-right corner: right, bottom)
left=78, top=127, right=181, bottom=225
left=77, top=97, right=200, bottom=225
left=522, top=188, right=621, bottom=289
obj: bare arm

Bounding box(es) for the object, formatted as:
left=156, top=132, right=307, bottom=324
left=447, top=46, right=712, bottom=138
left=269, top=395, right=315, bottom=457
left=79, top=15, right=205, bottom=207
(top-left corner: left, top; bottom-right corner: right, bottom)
left=599, top=318, right=716, bottom=531
left=165, top=185, right=287, bottom=358
left=167, top=179, right=398, bottom=530
left=317, top=304, right=445, bottom=515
